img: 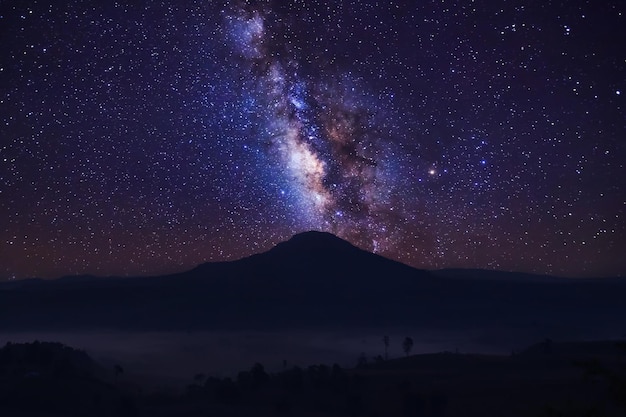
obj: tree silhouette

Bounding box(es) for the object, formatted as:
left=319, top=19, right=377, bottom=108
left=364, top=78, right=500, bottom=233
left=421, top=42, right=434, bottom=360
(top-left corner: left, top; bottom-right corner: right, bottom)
left=114, top=364, right=124, bottom=383
left=542, top=338, right=553, bottom=354
left=251, top=362, right=269, bottom=386
left=357, top=352, right=368, bottom=368
left=575, top=341, right=626, bottom=412
left=383, top=335, right=390, bottom=360
left=403, top=337, right=414, bottom=357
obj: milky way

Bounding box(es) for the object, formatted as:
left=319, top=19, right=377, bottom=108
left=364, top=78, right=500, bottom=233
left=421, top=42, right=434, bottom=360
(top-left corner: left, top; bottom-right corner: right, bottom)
left=225, top=3, right=400, bottom=250
left=0, top=0, right=624, bottom=279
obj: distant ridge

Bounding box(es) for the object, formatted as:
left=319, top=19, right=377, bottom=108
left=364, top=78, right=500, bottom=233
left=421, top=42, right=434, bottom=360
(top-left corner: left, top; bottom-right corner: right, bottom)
left=1, top=231, right=626, bottom=341
left=433, top=268, right=626, bottom=282
left=432, top=268, right=568, bottom=282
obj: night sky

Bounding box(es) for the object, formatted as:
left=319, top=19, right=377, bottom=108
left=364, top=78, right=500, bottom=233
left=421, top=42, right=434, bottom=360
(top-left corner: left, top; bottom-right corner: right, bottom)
left=1, top=0, right=624, bottom=280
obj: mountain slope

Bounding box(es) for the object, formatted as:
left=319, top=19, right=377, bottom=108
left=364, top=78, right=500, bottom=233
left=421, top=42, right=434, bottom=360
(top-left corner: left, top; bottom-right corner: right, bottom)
left=0, top=231, right=625, bottom=341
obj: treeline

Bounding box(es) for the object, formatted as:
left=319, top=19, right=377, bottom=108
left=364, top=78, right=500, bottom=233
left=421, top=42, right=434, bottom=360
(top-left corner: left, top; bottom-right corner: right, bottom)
left=182, top=361, right=450, bottom=417
left=2, top=340, right=625, bottom=416
left=0, top=341, right=136, bottom=416
left=186, top=362, right=377, bottom=416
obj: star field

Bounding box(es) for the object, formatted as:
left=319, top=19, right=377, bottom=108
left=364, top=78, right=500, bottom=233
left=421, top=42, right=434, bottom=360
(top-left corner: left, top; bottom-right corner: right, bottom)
left=1, top=0, right=624, bottom=279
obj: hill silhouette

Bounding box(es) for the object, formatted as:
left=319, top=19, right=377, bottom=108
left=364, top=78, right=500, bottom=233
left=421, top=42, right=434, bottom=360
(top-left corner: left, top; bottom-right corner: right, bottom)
left=0, top=341, right=135, bottom=416
left=2, top=339, right=624, bottom=417
left=1, top=231, right=625, bottom=343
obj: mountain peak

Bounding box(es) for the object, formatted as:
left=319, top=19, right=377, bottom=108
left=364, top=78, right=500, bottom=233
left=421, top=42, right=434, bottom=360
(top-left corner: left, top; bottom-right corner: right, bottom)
left=288, top=230, right=352, bottom=244
left=269, top=231, right=360, bottom=255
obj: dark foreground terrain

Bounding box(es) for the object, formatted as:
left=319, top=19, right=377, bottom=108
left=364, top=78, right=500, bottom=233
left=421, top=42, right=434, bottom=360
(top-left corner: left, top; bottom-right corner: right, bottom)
left=2, top=232, right=626, bottom=346
left=1, top=339, right=625, bottom=417
left=2, top=232, right=625, bottom=415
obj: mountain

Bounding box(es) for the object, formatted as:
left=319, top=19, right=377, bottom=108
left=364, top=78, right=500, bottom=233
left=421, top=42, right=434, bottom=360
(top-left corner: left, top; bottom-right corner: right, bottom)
left=1, top=231, right=625, bottom=342
left=268, top=230, right=363, bottom=255
left=190, top=230, right=422, bottom=293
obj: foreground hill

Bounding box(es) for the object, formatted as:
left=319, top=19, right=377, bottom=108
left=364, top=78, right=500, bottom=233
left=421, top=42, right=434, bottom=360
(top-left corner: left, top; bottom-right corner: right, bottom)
left=0, top=342, right=134, bottom=417
left=1, top=231, right=625, bottom=343
left=2, top=339, right=624, bottom=417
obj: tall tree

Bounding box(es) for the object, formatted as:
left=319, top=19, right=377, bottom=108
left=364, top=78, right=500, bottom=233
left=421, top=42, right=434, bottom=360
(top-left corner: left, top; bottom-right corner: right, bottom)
left=403, top=337, right=414, bottom=357
left=383, top=335, right=390, bottom=360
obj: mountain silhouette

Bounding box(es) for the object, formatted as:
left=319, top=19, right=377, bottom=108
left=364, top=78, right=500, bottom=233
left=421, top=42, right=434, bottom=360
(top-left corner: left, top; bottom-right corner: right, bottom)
left=190, top=230, right=421, bottom=293
left=270, top=230, right=361, bottom=254
left=1, top=231, right=625, bottom=342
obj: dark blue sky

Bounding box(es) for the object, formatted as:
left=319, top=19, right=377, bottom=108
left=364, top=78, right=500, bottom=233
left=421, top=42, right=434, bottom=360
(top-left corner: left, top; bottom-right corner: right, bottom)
left=1, top=0, right=624, bottom=279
